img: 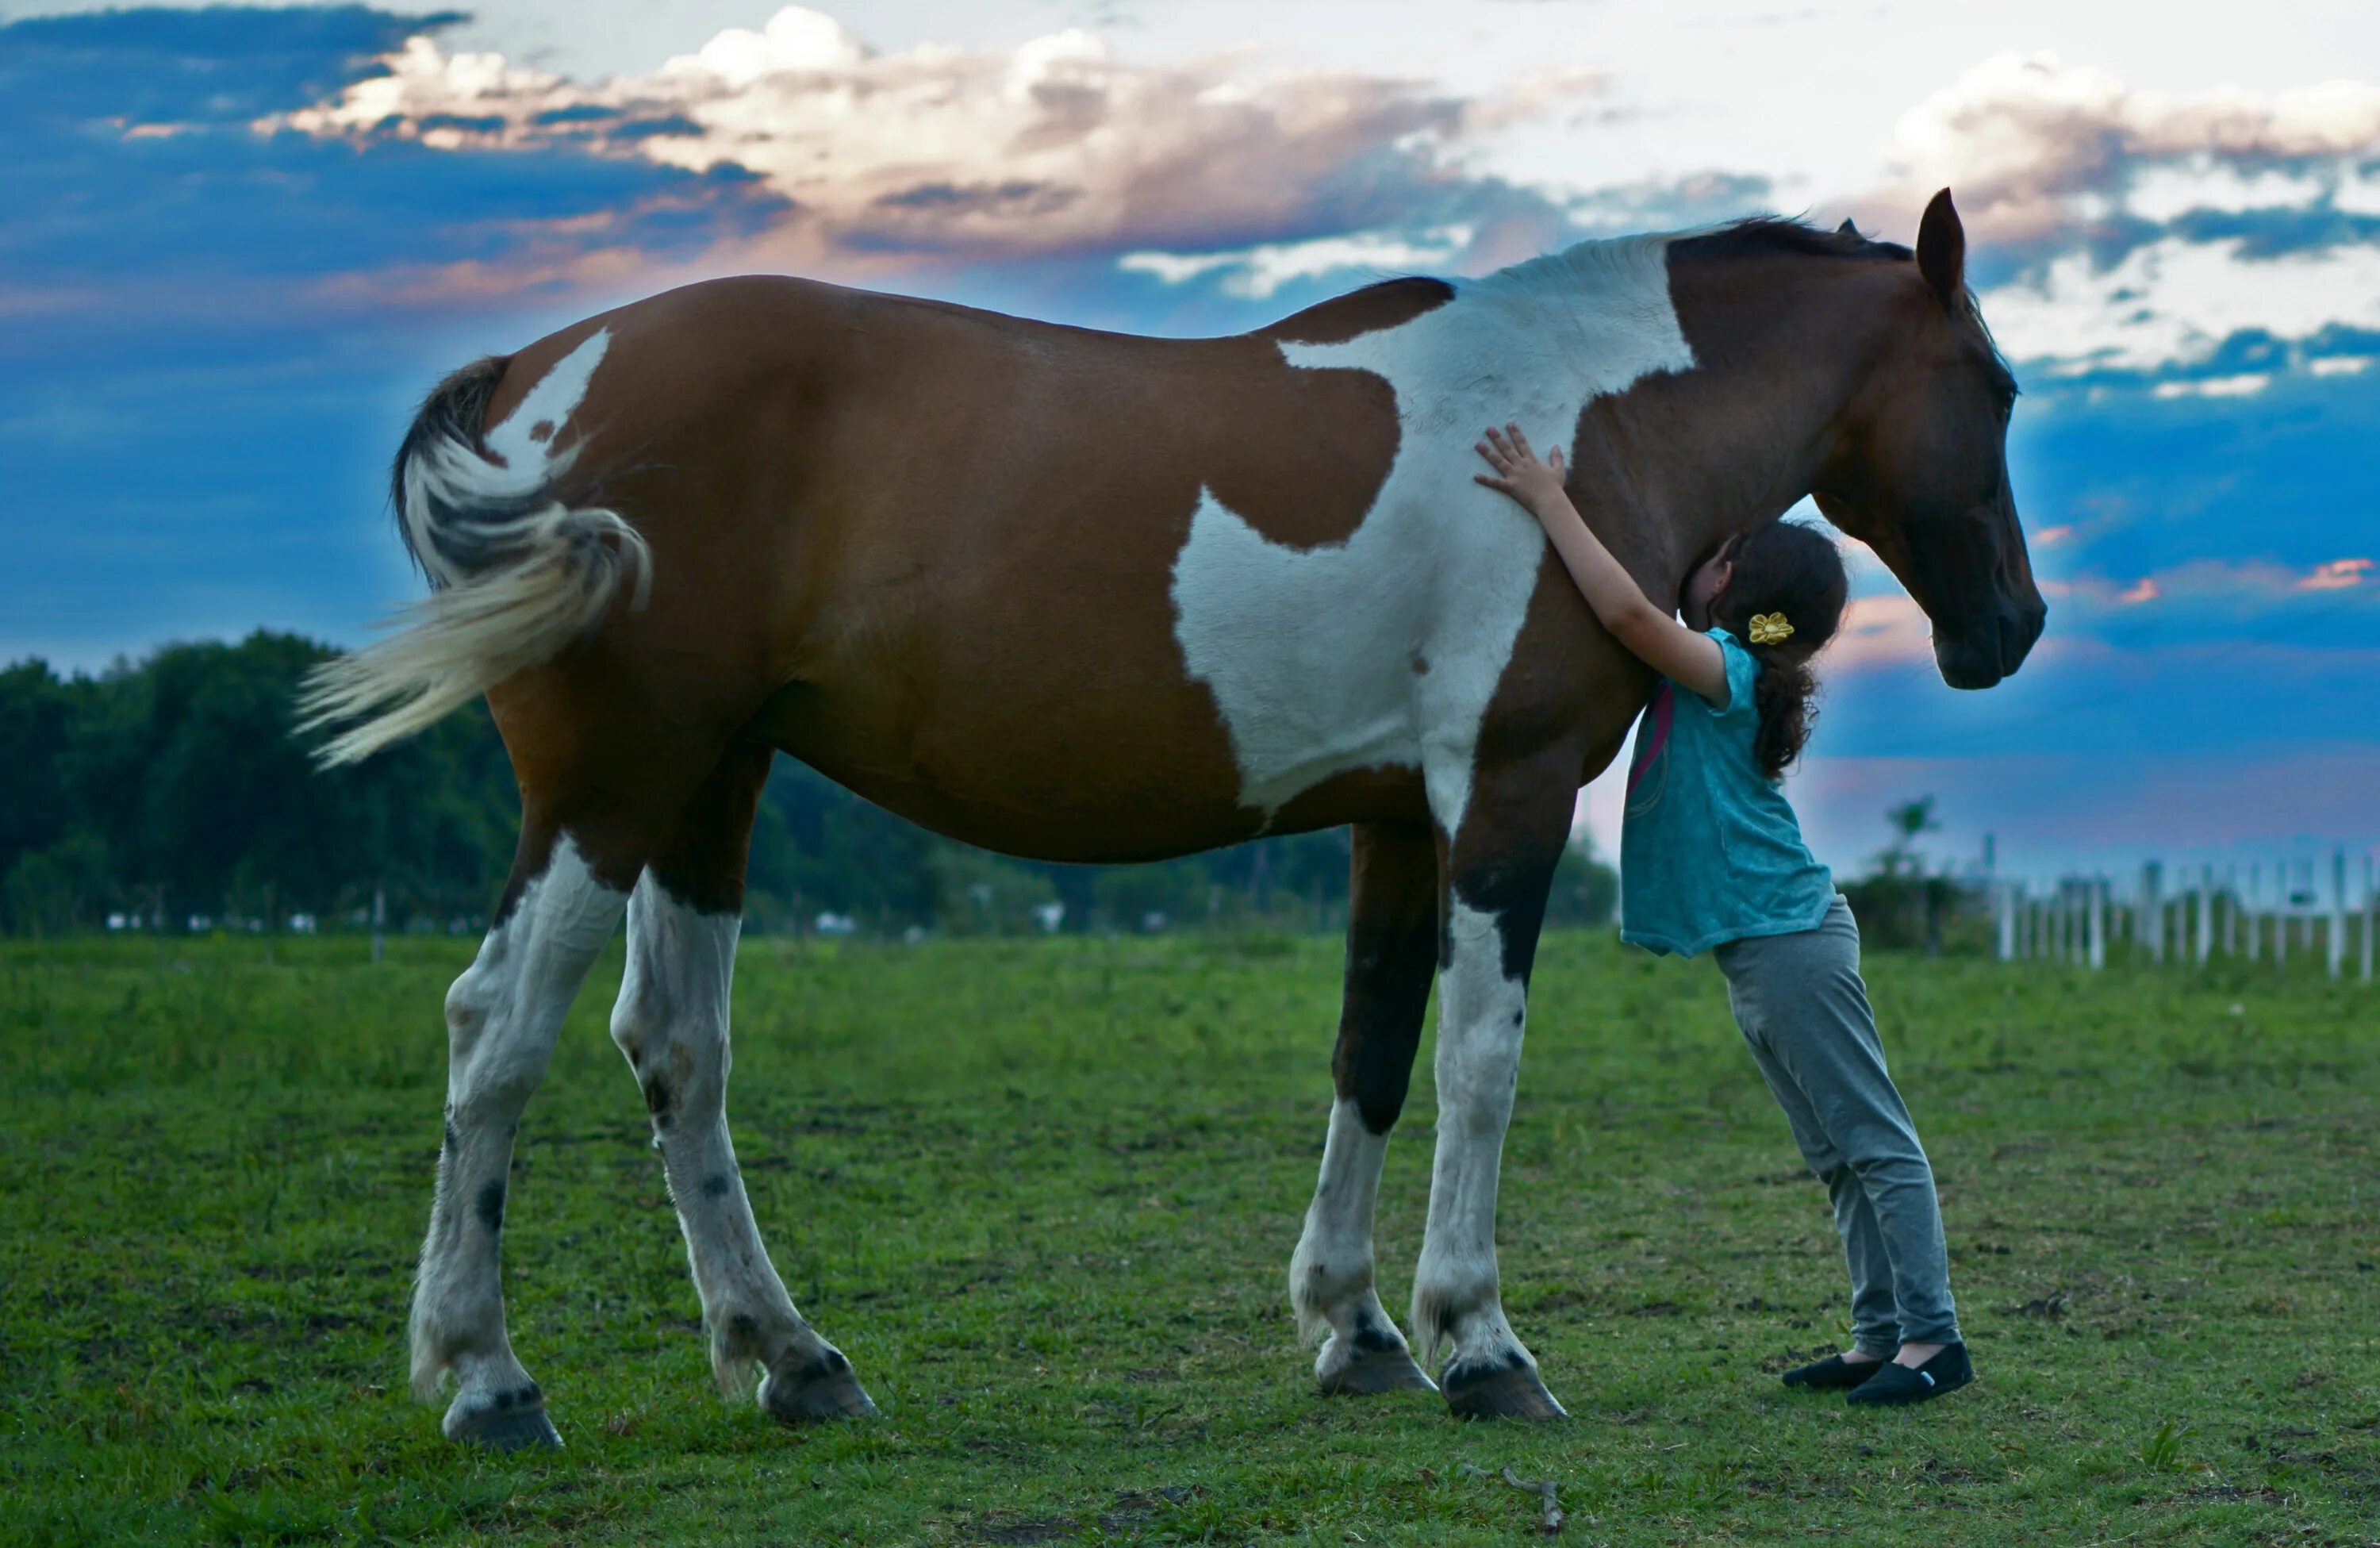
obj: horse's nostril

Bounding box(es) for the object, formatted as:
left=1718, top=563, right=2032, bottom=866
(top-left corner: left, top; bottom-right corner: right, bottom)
left=1996, top=611, right=2026, bottom=673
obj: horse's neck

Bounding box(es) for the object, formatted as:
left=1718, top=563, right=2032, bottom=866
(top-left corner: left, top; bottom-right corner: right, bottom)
left=1591, top=267, right=1873, bottom=592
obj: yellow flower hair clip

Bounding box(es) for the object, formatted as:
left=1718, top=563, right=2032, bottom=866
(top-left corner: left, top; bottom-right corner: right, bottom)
left=1748, top=613, right=1795, bottom=646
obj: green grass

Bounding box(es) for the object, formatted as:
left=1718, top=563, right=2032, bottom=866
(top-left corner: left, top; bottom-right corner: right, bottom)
left=2, top=930, right=2376, bottom=1545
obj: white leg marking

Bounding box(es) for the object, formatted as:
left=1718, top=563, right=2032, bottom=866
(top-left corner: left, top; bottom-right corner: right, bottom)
left=1292, top=1098, right=1434, bottom=1392
left=1290, top=1099, right=1393, bottom=1335
left=411, top=838, right=625, bottom=1437
left=1411, top=897, right=1534, bottom=1375
left=610, top=874, right=850, bottom=1397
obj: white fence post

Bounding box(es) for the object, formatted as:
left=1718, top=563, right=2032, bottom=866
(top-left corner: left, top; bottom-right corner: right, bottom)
left=2328, top=847, right=2347, bottom=979
left=2276, top=855, right=2290, bottom=967
left=2143, top=862, right=2163, bottom=965
left=2193, top=865, right=2212, bottom=966
left=2247, top=862, right=2261, bottom=962
left=2351, top=847, right=2370, bottom=981
left=2089, top=877, right=2106, bottom=970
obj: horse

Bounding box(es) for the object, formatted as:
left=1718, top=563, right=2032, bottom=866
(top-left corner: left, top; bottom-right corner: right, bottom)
left=304, top=188, right=2044, bottom=1447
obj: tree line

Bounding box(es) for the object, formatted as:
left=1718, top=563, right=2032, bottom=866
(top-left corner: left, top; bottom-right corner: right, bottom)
left=0, top=632, right=1619, bottom=939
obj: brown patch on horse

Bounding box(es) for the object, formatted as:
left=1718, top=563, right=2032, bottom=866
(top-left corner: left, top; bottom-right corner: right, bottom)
left=1196, top=338, right=1403, bottom=550
left=1258, top=276, right=1455, bottom=346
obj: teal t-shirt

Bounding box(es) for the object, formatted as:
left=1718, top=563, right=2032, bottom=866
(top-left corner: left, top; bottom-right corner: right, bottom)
left=1618, top=628, right=1835, bottom=958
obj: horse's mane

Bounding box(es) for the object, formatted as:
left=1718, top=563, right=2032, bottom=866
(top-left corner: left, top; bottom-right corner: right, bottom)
left=1670, top=215, right=1914, bottom=266
left=1476, top=214, right=2017, bottom=392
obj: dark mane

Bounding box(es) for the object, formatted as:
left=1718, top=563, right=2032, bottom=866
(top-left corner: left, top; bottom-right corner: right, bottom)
left=1669, top=215, right=1913, bottom=266
left=1671, top=215, right=2017, bottom=391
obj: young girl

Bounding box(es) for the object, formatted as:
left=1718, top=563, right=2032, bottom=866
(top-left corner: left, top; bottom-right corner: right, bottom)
left=1474, top=424, right=1971, bottom=1407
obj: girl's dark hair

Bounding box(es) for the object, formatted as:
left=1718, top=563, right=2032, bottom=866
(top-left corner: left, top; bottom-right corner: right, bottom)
left=1706, top=521, right=1850, bottom=781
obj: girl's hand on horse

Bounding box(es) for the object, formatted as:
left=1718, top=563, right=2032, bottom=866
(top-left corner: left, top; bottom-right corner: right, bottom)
left=1473, top=425, right=1567, bottom=517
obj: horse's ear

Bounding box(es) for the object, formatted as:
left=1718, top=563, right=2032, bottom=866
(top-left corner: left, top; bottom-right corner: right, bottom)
left=1915, top=188, right=1964, bottom=311
left=1837, top=217, right=1859, bottom=236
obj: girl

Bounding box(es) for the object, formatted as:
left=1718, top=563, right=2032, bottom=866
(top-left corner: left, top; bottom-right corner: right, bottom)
left=1473, top=424, right=1970, bottom=1407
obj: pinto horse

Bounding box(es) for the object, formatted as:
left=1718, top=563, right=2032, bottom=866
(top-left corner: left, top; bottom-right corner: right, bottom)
left=306, top=190, right=2042, bottom=1446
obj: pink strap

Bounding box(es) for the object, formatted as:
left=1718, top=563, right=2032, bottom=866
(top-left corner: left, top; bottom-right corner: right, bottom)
left=1626, top=682, right=1674, bottom=799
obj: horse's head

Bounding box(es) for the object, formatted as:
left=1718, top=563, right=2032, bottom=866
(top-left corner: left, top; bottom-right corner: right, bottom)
left=1813, top=190, right=2046, bottom=689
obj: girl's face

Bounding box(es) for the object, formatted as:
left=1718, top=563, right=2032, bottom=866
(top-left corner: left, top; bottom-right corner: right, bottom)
left=1680, top=542, right=1734, bottom=631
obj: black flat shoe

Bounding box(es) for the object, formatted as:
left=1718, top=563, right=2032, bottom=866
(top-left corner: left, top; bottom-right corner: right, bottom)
left=1781, top=1354, right=1888, bottom=1391
left=1844, top=1343, right=1973, bottom=1407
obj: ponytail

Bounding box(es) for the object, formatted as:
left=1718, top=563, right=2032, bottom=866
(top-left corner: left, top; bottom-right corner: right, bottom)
left=1709, top=521, right=1849, bottom=782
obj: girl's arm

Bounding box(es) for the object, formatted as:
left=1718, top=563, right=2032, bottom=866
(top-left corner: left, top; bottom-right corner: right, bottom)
left=1474, top=424, right=1728, bottom=705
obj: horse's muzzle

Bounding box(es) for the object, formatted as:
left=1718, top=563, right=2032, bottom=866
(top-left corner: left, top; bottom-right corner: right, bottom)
left=1935, top=596, right=2047, bottom=689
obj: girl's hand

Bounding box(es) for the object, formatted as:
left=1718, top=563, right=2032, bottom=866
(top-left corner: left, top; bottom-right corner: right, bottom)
left=1473, top=424, right=1567, bottom=516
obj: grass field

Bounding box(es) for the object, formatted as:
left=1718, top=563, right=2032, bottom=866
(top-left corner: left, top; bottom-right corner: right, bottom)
left=2, top=928, right=2376, bottom=1545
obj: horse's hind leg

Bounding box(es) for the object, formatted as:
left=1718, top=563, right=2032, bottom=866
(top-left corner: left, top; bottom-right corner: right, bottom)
left=413, top=825, right=629, bottom=1448
left=1289, top=820, right=1440, bottom=1396
left=608, top=743, right=877, bottom=1423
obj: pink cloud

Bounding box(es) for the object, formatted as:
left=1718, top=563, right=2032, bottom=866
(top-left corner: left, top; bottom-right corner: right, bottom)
left=2298, top=557, right=2372, bottom=591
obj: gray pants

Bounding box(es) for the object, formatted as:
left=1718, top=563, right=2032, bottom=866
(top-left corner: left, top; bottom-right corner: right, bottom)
left=1714, top=897, right=1960, bottom=1354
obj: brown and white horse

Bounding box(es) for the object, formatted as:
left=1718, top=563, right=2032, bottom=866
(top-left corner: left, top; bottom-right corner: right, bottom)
left=306, top=190, right=2042, bottom=1446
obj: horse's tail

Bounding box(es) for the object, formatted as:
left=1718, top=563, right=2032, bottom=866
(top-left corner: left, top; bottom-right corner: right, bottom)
left=298, top=355, right=650, bottom=766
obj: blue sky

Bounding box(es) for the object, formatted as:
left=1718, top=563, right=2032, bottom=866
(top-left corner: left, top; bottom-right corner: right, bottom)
left=4, top=2, right=2375, bottom=884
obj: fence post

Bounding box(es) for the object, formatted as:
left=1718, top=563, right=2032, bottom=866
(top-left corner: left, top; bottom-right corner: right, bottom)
left=2194, top=864, right=2212, bottom=966
left=371, top=883, right=386, bottom=966
left=2246, top=862, right=2261, bottom=962
left=2364, top=855, right=2375, bottom=985
left=2328, top=847, right=2347, bottom=978
left=1995, top=880, right=2015, bottom=962
left=2143, top=861, right=2163, bottom=965
left=2275, top=855, right=2289, bottom=967
left=2089, top=877, right=2106, bottom=970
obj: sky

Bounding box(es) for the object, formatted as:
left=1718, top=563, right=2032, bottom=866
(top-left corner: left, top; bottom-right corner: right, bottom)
left=3, top=0, right=2376, bottom=888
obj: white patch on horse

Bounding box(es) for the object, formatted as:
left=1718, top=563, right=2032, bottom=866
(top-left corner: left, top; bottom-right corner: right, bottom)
left=1169, top=238, right=1695, bottom=836
left=399, top=327, right=612, bottom=591
left=1409, top=897, right=1535, bottom=1371
left=485, top=328, right=609, bottom=469
left=411, top=836, right=626, bottom=1436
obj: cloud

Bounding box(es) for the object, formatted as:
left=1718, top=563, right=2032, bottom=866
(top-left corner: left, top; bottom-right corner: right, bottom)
left=260, top=6, right=1601, bottom=272
left=1825, top=593, right=1935, bottom=670
left=2037, top=555, right=2378, bottom=619
left=0, top=6, right=789, bottom=337
left=1979, top=234, right=2380, bottom=382
left=1118, top=226, right=1476, bottom=299
left=1871, top=54, right=2380, bottom=390
left=1885, top=53, right=2380, bottom=245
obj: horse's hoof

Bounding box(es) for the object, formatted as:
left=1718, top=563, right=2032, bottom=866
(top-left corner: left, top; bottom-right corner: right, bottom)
left=1442, top=1358, right=1568, bottom=1421
left=444, top=1390, right=563, bottom=1450
left=1317, top=1336, right=1439, bottom=1396
left=760, top=1348, right=878, bottom=1423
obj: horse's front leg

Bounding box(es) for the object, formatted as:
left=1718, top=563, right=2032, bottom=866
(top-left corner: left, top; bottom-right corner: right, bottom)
left=1411, top=761, right=1575, bottom=1419
left=1290, top=820, right=1440, bottom=1396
